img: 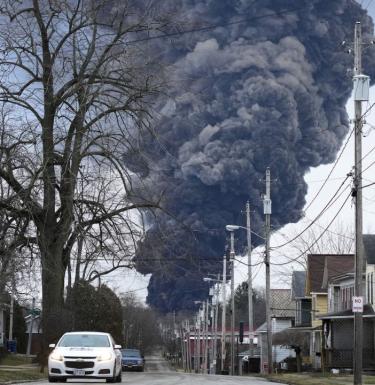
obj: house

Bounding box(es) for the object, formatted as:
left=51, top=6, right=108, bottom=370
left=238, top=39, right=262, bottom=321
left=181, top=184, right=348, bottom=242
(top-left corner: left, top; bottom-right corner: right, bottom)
left=318, top=235, right=375, bottom=369
left=305, top=254, right=354, bottom=369
left=256, top=289, right=296, bottom=373
left=306, top=254, right=354, bottom=327
left=271, top=271, right=317, bottom=372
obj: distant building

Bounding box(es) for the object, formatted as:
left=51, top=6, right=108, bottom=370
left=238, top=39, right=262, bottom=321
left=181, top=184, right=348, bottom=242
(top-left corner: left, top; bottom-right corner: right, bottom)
left=256, top=289, right=296, bottom=372
left=24, top=314, right=42, bottom=355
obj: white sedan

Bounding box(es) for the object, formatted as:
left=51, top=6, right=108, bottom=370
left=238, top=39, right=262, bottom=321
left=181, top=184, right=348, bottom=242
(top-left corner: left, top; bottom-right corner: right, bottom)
left=48, top=331, right=122, bottom=383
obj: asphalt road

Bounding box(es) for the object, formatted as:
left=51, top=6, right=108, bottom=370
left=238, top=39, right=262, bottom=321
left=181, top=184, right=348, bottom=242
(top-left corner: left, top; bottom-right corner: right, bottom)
left=15, top=354, right=276, bottom=385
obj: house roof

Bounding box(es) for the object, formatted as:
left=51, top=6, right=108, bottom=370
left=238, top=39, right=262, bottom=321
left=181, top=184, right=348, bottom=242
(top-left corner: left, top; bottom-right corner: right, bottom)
left=291, top=271, right=306, bottom=299
left=270, top=289, right=295, bottom=318
left=364, top=234, right=375, bottom=265
left=255, top=321, right=267, bottom=333
left=306, top=254, right=354, bottom=295
left=329, top=272, right=355, bottom=284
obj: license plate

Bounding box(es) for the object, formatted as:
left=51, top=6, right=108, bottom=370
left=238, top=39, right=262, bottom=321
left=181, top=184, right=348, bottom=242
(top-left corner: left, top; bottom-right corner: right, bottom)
left=73, top=369, right=85, bottom=376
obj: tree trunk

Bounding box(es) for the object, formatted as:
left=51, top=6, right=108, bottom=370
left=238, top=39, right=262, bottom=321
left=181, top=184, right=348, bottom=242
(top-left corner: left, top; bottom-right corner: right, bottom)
left=39, top=241, right=66, bottom=367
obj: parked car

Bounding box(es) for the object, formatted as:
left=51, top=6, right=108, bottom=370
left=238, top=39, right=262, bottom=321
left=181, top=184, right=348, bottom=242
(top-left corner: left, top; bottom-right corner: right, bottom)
left=48, top=331, right=122, bottom=383
left=121, top=348, right=145, bottom=371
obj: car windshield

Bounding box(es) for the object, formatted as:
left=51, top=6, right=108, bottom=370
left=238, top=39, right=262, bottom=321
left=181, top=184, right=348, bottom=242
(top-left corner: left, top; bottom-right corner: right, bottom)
left=122, top=349, right=141, bottom=357
left=58, top=334, right=110, bottom=347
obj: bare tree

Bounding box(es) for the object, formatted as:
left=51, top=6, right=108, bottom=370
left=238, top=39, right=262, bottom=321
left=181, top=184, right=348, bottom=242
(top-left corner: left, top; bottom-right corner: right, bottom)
left=0, top=177, right=35, bottom=298
left=0, top=0, right=165, bottom=351
left=121, top=293, right=161, bottom=353
left=273, top=219, right=355, bottom=284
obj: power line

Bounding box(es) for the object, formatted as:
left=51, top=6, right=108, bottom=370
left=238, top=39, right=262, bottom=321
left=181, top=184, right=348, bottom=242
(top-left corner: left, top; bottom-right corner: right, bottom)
left=270, top=176, right=351, bottom=250
left=365, top=0, right=374, bottom=11
left=303, top=126, right=354, bottom=213
left=125, top=5, right=310, bottom=46
left=270, top=192, right=352, bottom=267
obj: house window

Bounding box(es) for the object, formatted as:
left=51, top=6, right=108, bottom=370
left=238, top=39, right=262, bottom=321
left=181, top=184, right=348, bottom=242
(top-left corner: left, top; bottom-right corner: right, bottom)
left=296, top=301, right=301, bottom=325
left=371, top=272, right=374, bottom=304
left=333, top=286, right=340, bottom=312
left=366, top=273, right=371, bottom=303
left=312, top=296, right=316, bottom=321
left=342, top=287, right=347, bottom=309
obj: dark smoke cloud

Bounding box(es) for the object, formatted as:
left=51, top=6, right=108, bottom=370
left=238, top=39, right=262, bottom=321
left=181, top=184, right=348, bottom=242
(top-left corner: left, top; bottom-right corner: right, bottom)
left=126, top=0, right=375, bottom=312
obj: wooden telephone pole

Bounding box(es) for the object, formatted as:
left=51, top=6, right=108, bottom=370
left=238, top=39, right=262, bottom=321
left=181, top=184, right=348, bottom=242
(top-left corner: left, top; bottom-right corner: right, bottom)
left=353, top=21, right=368, bottom=385
left=264, top=168, right=273, bottom=374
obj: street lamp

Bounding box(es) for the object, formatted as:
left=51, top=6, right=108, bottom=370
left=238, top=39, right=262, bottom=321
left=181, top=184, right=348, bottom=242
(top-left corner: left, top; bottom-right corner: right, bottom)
left=225, top=225, right=237, bottom=375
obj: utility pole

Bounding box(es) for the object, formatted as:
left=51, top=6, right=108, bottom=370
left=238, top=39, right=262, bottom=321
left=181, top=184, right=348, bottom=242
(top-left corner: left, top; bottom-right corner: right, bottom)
left=26, top=297, right=35, bottom=355
left=229, top=231, right=235, bottom=375
left=246, top=202, right=254, bottom=347
left=213, top=274, right=220, bottom=374
left=221, top=254, right=227, bottom=373
left=181, top=324, right=186, bottom=372
left=204, top=300, right=209, bottom=374
left=187, top=320, right=191, bottom=372
left=8, top=293, right=14, bottom=341
left=264, top=168, right=273, bottom=374
left=353, top=21, right=368, bottom=385
left=194, top=316, right=199, bottom=373
left=198, top=307, right=202, bottom=373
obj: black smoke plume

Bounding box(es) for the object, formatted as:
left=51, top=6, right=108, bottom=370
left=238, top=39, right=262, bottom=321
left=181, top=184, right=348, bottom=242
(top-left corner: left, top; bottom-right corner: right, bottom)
left=126, top=0, right=375, bottom=313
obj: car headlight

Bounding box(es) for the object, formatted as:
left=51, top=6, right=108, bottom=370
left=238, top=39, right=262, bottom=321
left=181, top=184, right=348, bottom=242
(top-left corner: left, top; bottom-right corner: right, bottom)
left=137, top=359, right=143, bottom=364
left=49, top=351, right=63, bottom=361
left=97, top=352, right=113, bottom=361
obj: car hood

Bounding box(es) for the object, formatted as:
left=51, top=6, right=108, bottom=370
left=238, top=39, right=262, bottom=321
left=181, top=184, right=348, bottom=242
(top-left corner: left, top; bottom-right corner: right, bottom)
left=54, top=347, right=111, bottom=357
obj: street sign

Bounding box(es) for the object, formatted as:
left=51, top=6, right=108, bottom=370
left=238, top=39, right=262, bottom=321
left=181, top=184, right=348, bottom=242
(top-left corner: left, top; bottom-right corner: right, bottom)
left=352, top=296, right=364, bottom=313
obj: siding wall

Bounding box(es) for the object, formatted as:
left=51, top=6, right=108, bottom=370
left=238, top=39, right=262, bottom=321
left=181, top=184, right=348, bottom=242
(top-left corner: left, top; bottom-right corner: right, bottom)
left=312, top=294, right=327, bottom=328
left=260, top=318, right=294, bottom=372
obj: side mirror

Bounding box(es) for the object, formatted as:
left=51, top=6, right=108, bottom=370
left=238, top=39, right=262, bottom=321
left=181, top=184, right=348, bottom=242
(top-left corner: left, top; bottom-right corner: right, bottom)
left=114, top=344, right=122, bottom=349
left=49, top=344, right=56, bottom=348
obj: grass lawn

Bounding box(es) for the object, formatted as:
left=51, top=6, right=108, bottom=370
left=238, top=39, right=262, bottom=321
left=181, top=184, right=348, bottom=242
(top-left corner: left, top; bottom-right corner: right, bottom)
left=0, top=354, right=34, bottom=366
left=0, top=368, right=46, bottom=383
left=266, top=373, right=375, bottom=385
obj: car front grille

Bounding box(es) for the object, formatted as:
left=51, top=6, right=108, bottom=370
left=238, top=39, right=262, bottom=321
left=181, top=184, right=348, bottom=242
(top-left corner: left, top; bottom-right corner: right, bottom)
left=65, top=361, right=95, bottom=369
left=123, top=360, right=139, bottom=365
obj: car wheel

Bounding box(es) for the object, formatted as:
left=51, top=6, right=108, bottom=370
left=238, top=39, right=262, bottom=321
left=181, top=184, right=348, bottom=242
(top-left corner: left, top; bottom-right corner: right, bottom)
left=48, top=376, right=58, bottom=383
left=115, top=369, right=122, bottom=382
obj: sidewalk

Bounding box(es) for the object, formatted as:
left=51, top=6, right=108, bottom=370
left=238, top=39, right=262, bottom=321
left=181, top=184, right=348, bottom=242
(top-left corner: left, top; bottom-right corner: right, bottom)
left=263, top=373, right=375, bottom=385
